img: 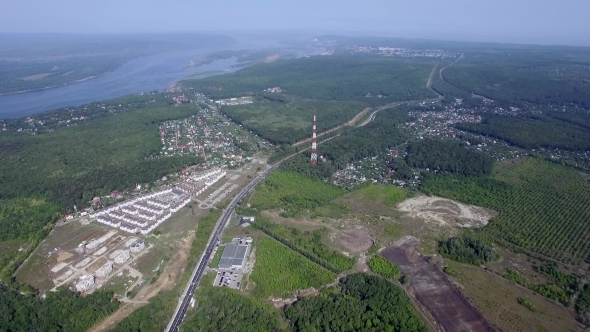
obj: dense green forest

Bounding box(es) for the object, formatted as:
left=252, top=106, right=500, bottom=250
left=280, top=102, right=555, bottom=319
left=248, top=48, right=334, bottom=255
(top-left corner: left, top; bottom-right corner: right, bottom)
left=456, top=115, right=590, bottom=151
left=220, top=98, right=365, bottom=144
left=181, top=287, right=284, bottom=332
left=183, top=56, right=437, bottom=104
left=0, top=285, right=119, bottom=332
left=442, top=51, right=590, bottom=106
left=406, top=139, right=494, bottom=176
left=438, top=232, right=496, bottom=265
left=284, top=273, right=428, bottom=332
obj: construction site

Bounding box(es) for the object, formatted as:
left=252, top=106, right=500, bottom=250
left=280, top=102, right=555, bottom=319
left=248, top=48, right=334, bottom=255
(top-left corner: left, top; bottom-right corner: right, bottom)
left=46, top=231, right=148, bottom=294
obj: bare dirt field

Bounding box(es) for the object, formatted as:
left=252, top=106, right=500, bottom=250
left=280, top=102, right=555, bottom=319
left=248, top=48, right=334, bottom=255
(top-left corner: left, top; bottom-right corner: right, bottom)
left=338, top=228, right=373, bottom=253
left=382, top=236, right=496, bottom=332
left=396, top=195, right=497, bottom=228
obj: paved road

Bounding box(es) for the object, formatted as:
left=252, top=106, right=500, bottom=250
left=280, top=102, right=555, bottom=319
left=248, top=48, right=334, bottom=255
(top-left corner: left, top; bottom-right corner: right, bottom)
left=166, top=162, right=281, bottom=332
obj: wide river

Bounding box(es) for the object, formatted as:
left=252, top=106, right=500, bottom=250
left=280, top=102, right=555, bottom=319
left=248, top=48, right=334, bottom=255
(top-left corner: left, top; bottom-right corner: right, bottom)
left=0, top=40, right=299, bottom=119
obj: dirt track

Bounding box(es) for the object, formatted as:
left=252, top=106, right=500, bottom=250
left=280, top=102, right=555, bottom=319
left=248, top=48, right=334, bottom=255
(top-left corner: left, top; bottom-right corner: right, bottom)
left=383, top=236, right=496, bottom=332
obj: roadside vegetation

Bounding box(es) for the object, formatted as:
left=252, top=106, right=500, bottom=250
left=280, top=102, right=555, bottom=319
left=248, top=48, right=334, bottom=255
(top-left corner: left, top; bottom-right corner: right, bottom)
left=250, top=237, right=335, bottom=298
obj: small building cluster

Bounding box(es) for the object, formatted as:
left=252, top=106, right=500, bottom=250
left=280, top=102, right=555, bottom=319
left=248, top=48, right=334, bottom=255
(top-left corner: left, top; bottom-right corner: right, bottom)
left=158, top=103, right=262, bottom=168
left=214, top=96, right=253, bottom=106
left=263, top=87, right=282, bottom=93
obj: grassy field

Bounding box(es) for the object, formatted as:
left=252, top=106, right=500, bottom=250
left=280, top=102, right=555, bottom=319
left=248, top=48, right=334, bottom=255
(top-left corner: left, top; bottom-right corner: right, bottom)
left=445, top=260, right=580, bottom=332
left=254, top=218, right=354, bottom=272
left=423, top=157, right=590, bottom=266
left=351, top=184, right=408, bottom=207
left=251, top=236, right=335, bottom=298
left=250, top=170, right=345, bottom=217
left=221, top=98, right=365, bottom=144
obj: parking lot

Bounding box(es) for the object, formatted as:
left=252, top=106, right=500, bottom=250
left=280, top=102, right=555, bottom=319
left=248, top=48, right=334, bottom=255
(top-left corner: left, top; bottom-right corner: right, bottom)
left=213, top=270, right=243, bottom=289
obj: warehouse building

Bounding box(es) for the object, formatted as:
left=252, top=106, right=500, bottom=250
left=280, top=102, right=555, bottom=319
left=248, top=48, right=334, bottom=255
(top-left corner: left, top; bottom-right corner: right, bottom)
left=218, top=238, right=251, bottom=269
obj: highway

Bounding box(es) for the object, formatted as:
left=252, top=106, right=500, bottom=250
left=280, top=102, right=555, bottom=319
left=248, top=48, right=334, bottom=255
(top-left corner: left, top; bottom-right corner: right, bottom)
left=166, top=162, right=281, bottom=332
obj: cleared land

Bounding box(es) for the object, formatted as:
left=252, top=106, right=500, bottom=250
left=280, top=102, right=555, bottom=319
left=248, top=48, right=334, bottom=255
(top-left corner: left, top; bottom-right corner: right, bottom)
left=396, top=195, right=497, bottom=228
left=383, top=236, right=495, bottom=332
left=445, top=260, right=581, bottom=332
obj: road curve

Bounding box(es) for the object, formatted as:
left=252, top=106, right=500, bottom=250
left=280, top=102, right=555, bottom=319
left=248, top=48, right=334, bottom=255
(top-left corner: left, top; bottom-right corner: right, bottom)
left=165, top=162, right=281, bottom=332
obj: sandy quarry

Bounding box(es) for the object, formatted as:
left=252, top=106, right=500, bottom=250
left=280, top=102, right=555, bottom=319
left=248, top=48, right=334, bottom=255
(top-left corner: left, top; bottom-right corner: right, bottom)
left=396, top=195, right=497, bottom=228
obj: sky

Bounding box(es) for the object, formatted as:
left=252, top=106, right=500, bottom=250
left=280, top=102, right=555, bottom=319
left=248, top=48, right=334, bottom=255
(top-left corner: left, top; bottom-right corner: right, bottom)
left=0, top=0, right=588, bottom=46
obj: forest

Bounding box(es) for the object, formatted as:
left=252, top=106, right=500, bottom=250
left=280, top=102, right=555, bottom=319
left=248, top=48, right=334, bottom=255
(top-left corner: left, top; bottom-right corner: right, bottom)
left=438, top=232, right=496, bottom=265
left=0, top=285, right=119, bottom=332
left=406, top=139, right=494, bottom=176
left=455, top=115, right=590, bottom=151
left=181, top=286, right=284, bottom=332
left=441, top=50, right=590, bottom=107
left=183, top=55, right=437, bottom=104
left=284, top=273, right=428, bottom=332
left=0, top=103, right=204, bottom=271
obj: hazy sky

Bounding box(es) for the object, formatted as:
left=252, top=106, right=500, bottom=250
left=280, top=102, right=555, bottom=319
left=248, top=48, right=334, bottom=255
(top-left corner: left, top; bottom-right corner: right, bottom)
left=0, top=0, right=588, bottom=46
